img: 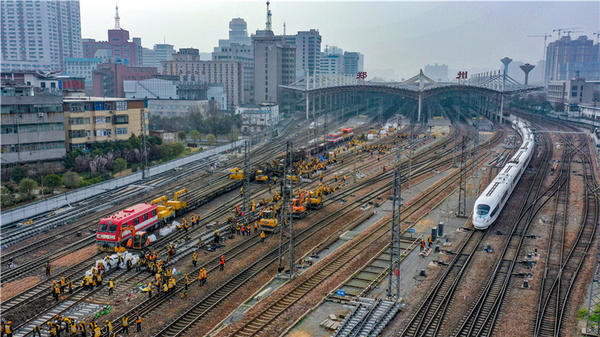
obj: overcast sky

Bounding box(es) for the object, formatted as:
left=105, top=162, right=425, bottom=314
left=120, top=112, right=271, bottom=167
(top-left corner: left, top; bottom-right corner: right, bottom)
left=80, top=1, right=599, bottom=80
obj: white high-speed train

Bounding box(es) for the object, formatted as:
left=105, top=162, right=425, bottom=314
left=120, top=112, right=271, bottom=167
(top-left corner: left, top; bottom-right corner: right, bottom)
left=472, top=119, right=534, bottom=229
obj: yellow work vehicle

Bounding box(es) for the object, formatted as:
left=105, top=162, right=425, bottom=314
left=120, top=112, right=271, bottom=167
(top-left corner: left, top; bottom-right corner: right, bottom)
left=292, top=192, right=308, bottom=218
left=285, top=174, right=298, bottom=183
left=167, top=189, right=187, bottom=214
left=307, top=187, right=323, bottom=209
left=259, top=209, right=278, bottom=232
left=255, top=170, right=269, bottom=183
left=150, top=196, right=174, bottom=220
left=228, top=167, right=244, bottom=180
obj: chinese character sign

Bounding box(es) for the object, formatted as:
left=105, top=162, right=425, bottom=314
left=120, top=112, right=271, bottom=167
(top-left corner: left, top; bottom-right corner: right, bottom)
left=356, top=72, right=368, bottom=80
left=456, top=71, right=468, bottom=80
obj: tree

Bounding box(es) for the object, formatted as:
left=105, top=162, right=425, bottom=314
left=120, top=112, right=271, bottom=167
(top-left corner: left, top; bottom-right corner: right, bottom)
left=113, top=158, right=127, bottom=174
left=178, top=131, right=187, bottom=143
left=206, top=133, right=216, bottom=146
left=43, top=174, right=62, bottom=193
left=189, top=130, right=201, bottom=144
left=63, top=171, right=82, bottom=188
left=11, top=166, right=27, bottom=183
left=229, top=125, right=239, bottom=141
left=19, top=178, right=37, bottom=196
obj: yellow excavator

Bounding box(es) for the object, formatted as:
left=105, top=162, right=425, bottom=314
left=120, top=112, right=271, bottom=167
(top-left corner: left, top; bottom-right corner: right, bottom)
left=228, top=167, right=244, bottom=180
left=255, top=170, right=269, bottom=183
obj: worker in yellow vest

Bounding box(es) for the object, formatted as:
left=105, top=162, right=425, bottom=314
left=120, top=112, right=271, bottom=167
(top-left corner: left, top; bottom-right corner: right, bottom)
left=121, top=316, right=129, bottom=335
left=136, top=315, right=142, bottom=332
left=108, top=279, right=114, bottom=296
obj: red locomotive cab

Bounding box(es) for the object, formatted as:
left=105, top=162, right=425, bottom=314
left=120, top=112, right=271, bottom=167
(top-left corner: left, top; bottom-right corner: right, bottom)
left=96, top=203, right=159, bottom=252
left=342, top=127, right=354, bottom=138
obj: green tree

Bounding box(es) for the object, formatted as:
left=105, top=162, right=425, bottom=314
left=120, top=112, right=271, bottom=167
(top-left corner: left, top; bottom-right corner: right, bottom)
left=113, top=158, right=127, bottom=174
left=229, top=125, right=239, bottom=141
left=178, top=131, right=187, bottom=143
left=206, top=133, right=216, bottom=146
left=189, top=130, right=201, bottom=144
left=11, top=166, right=27, bottom=183
left=63, top=171, right=82, bottom=188
left=43, top=174, right=62, bottom=193
left=19, top=178, right=38, bottom=196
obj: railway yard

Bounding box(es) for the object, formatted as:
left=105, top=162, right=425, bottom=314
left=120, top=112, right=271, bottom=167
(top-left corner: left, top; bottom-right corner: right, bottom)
left=1, top=103, right=599, bottom=337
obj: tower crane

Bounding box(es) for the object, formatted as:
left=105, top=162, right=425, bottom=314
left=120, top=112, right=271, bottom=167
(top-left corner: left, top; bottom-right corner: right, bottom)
left=553, top=27, right=581, bottom=38
left=528, top=33, right=552, bottom=60
left=564, top=29, right=583, bottom=37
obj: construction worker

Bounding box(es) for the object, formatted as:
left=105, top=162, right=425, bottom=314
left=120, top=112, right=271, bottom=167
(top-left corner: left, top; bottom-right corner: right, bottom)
left=254, top=221, right=259, bottom=234
left=49, top=323, right=57, bottom=337
left=53, top=283, right=61, bottom=302
left=60, top=277, right=66, bottom=292
left=4, top=321, right=11, bottom=337
left=78, top=321, right=86, bottom=337
left=121, top=316, right=129, bottom=335
left=108, top=279, right=114, bottom=295
left=428, top=235, right=432, bottom=247
left=70, top=320, right=77, bottom=336
left=192, top=251, right=198, bottom=267
left=46, top=261, right=52, bottom=277
left=32, top=325, right=41, bottom=337
left=184, top=274, right=190, bottom=291
left=202, top=268, right=207, bottom=286
left=198, top=269, right=203, bottom=286
left=260, top=231, right=266, bottom=243
left=135, top=315, right=142, bottom=333
left=163, top=282, right=168, bottom=295
left=93, top=324, right=101, bottom=337
left=68, top=279, right=73, bottom=294
left=144, top=282, right=152, bottom=299
left=105, top=320, right=112, bottom=335
left=219, top=255, right=225, bottom=271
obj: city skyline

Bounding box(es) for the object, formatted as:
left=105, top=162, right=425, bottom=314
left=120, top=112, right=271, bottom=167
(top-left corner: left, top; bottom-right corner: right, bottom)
left=80, top=0, right=599, bottom=80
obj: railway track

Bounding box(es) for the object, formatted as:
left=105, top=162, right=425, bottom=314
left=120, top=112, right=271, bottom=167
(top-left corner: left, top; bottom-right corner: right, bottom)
left=534, top=135, right=599, bottom=337
left=450, top=126, right=555, bottom=337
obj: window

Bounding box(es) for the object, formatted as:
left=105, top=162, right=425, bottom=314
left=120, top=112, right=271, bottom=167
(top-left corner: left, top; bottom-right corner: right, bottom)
left=476, top=204, right=490, bottom=216
left=113, top=115, right=128, bottom=124
left=99, top=223, right=108, bottom=232
left=134, top=218, right=140, bottom=225
left=108, top=225, right=117, bottom=233
left=116, top=127, right=128, bottom=135
left=143, top=214, right=148, bottom=221
left=151, top=210, right=157, bottom=217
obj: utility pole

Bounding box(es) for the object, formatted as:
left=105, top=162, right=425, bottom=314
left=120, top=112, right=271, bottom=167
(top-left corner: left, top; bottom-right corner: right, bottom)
left=140, top=108, right=148, bottom=179
left=453, top=105, right=459, bottom=168
left=407, top=111, right=415, bottom=188
left=387, top=154, right=402, bottom=301
left=243, top=139, right=250, bottom=224
left=457, top=139, right=467, bottom=218
left=278, top=141, right=295, bottom=278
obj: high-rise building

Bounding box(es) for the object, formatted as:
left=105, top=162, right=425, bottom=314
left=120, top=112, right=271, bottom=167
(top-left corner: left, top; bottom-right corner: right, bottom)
left=82, top=6, right=143, bottom=66
left=282, top=29, right=321, bottom=78
left=343, top=51, right=364, bottom=77
left=161, top=48, right=244, bottom=108
left=213, top=18, right=253, bottom=103
left=545, top=35, right=600, bottom=83
left=1, top=0, right=82, bottom=72
left=424, top=63, right=449, bottom=82
left=143, top=44, right=175, bottom=73
left=252, top=2, right=295, bottom=104
left=320, top=46, right=344, bottom=75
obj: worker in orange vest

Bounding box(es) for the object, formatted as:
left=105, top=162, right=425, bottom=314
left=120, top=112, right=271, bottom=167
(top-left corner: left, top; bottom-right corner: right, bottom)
left=219, top=255, right=225, bottom=271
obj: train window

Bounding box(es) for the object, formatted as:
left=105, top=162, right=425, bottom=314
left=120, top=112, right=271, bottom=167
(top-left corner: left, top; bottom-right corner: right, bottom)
left=490, top=206, right=498, bottom=217
left=99, top=223, right=108, bottom=232
left=134, top=218, right=140, bottom=225
left=476, top=204, right=490, bottom=215
left=108, top=225, right=117, bottom=233
left=143, top=214, right=148, bottom=221
left=151, top=210, right=157, bottom=217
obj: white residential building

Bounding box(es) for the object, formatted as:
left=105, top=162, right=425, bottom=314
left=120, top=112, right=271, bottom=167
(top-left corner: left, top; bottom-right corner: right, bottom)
left=1, top=0, right=83, bottom=72
left=236, top=103, right=279, bottom=133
